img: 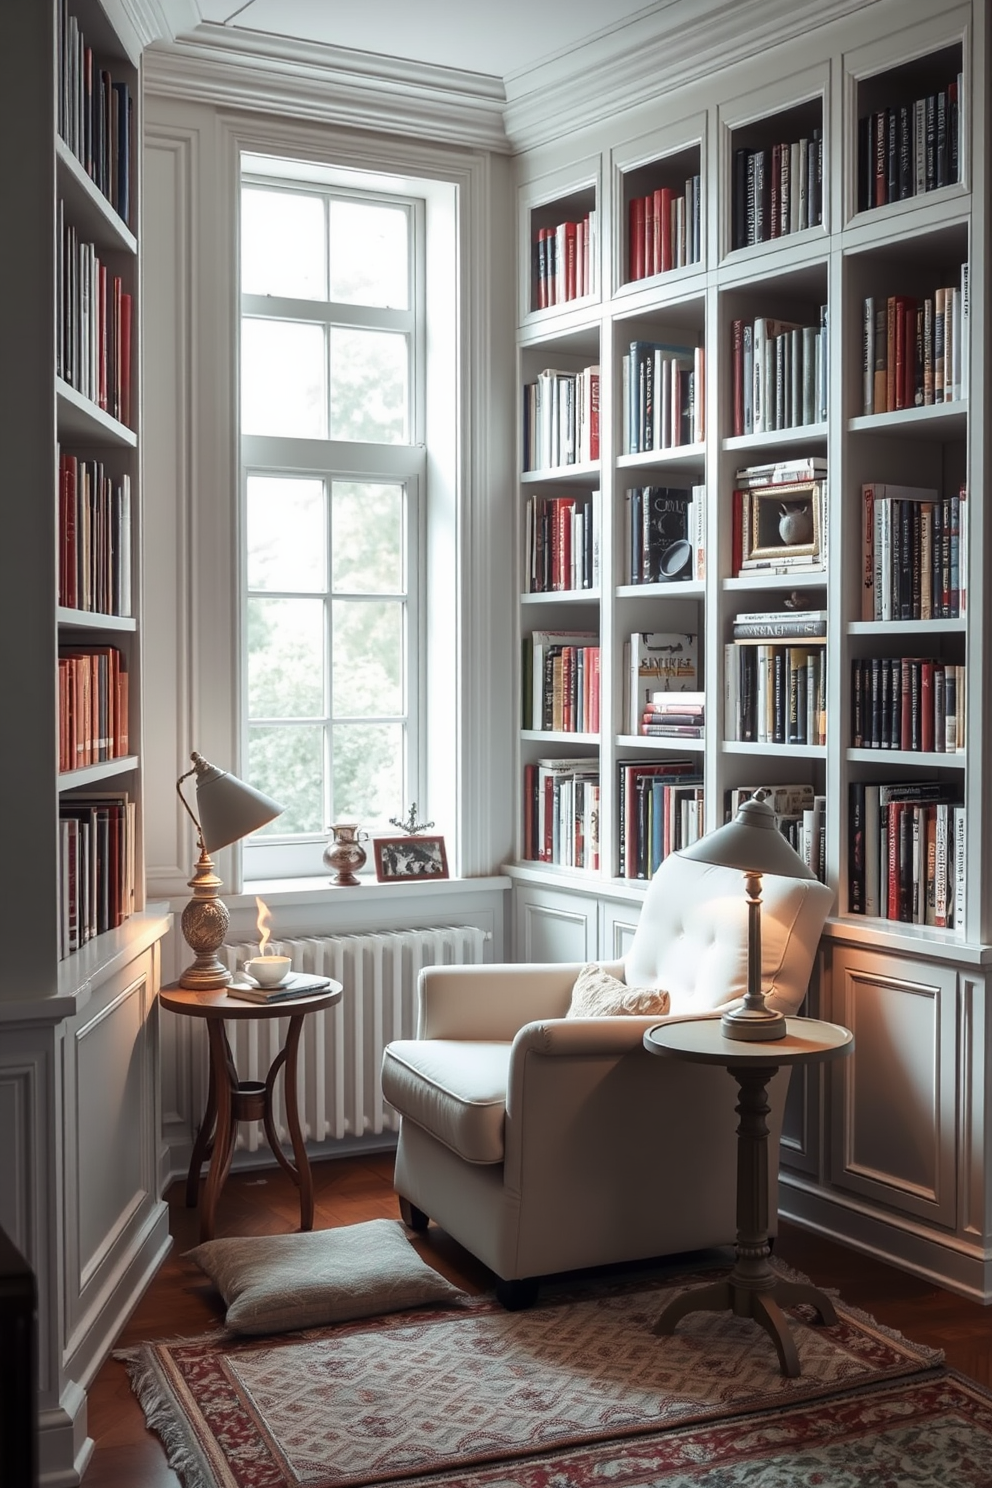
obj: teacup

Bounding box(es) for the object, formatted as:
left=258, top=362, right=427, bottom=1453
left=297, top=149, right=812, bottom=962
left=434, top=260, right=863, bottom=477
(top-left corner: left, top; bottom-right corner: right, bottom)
left=243, top=955, right=292, bottom=988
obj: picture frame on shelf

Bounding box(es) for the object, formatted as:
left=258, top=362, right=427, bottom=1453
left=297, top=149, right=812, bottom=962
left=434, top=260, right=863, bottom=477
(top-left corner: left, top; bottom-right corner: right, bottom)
left=373, top=835, right=449, bottom=883
left=743, top=481, right=823, bottom=567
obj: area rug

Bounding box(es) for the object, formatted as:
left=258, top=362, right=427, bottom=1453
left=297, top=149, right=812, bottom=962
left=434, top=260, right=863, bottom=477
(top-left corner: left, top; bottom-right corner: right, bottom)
left=119, top=1264, right=944, bottom=1488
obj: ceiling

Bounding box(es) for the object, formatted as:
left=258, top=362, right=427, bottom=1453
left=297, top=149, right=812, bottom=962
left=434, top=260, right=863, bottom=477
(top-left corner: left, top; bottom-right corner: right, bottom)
left=193, top=0, right=661, bottom=81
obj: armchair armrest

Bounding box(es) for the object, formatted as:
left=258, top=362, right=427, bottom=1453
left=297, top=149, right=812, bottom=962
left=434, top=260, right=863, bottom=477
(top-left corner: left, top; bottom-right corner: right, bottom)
left=417, top=961, right=624, bottom=1040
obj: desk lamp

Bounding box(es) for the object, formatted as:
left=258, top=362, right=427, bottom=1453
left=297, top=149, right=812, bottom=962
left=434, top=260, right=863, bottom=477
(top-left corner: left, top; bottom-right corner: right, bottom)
left=678, top=789, right=816, bottom=1041
left=176, top=752, right=284, bottom=990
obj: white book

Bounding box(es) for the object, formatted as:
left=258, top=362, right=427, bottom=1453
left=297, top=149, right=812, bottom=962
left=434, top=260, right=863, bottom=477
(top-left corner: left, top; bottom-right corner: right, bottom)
left=934, top=802, right=950, bottom=927
left=724, top=642, right=739, bottom=742
left=959, top=262, right=970, bottom=400
left=953, top=805, right=967, bottom=931
left=692, top=482, right=706, bottom=580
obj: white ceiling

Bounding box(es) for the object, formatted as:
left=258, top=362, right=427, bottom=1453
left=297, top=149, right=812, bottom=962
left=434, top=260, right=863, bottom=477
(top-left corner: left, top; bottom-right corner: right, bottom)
left=193, top=0, right=661, bottom=80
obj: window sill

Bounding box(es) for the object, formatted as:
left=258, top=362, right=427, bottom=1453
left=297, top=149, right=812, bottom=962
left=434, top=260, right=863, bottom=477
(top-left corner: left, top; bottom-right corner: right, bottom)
left=234, top=873, right=511, bottom=912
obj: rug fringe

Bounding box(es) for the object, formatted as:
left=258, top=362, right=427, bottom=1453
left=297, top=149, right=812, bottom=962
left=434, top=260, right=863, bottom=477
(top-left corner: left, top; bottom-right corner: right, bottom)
left=116, top=1344, right=224, bottom=1488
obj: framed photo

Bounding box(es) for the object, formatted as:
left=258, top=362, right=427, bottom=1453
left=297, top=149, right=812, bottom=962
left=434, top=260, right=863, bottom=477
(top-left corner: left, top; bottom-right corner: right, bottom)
left=744, top=481, right=823, bottom=565
left=373, top=835, right=449, bottom=883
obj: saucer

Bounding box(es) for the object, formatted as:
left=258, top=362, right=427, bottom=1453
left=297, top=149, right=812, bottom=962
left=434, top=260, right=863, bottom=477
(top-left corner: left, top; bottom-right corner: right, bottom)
left=245, top=973, right=291, bottom=990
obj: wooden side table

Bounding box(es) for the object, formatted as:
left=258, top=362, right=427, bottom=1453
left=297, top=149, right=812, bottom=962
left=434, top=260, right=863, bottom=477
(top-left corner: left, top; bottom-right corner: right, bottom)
left=160, top=981, right=342, bottom=1241
left=643, top=1015, right=853, bottom=1377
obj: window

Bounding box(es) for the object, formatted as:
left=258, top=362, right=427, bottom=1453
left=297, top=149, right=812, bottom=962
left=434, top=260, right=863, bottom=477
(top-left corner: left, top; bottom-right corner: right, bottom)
left=240, top=162, right=429, bottom=878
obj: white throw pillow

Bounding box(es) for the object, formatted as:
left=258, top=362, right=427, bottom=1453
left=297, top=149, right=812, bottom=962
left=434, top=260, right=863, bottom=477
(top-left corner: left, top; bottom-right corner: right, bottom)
left=566, top=963, right=671, bottom=1018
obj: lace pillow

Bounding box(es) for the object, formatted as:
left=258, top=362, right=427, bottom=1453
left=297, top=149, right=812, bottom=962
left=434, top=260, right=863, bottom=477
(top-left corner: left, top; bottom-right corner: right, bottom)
left=566, top=963, right=671, bottom=1018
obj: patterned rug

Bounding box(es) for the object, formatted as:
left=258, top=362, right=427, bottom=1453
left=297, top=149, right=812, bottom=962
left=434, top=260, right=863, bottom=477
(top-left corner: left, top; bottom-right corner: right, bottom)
left=119, top=1266, right=947, bottom=1488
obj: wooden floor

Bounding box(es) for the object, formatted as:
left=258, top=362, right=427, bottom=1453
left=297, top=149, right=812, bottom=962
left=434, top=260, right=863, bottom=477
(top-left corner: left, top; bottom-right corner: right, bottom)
left=82, top=1150, right=992, bottom=1486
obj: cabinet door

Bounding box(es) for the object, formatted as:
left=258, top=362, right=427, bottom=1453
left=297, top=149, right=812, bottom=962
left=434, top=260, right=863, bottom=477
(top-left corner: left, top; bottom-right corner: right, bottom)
left=599, top=899, right=640, bottom=961
left=827, top=944, right=958, bottom=1226
left=513, top=885, right=598, bottom=963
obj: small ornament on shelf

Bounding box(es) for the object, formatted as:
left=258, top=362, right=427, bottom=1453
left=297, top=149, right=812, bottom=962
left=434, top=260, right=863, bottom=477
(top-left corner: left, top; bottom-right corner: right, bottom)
left=388, top=804, right=435, bottom=835
left=323, top=823, right=369, bottom=886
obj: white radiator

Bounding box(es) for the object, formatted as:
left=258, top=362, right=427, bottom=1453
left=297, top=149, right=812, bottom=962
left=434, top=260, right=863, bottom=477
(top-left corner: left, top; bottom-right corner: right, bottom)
left=217, top=925, right=489, bottom=1151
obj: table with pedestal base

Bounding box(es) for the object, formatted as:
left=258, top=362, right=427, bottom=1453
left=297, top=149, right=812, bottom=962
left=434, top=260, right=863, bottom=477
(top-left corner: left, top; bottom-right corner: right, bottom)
left=644, top=1015, right=853, bottom=1377
left=160, top=981, right=342, bottom=1242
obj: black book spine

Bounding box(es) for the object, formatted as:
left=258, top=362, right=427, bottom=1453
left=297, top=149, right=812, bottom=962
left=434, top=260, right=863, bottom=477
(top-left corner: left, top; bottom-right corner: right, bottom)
left=874, top=111, right=887, bottom=206
left=772, top=648, right=785, bottom=744
left=880, top=656, right=892, bottom=749
left=910, top=500, right=921, bottom=619
left=851, top=660, right=864, bottom=747
left=931, top=498, right=944, bottom=618
left=850, top=781, right=866, bottom=914
left=899, top=500, right=913, bottom=620
left=733, top=148, right=748, bottom=250
left=886, top=107, right=898, bottom=203
left=858, top=116, right=870, bottom=212
left=925, top=94, right=937, bottom=191
left=746, top=152, right=757, bottom=246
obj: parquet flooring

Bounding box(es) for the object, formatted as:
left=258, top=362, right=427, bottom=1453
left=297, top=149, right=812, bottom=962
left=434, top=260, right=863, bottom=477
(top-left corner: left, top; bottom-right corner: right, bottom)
left=81, top=1150, right=992, bottom=1485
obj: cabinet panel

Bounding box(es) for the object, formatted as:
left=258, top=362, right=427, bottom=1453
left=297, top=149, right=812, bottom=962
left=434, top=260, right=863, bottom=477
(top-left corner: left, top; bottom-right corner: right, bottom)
left=828, top=944, right=957, bottom=1224
left=600, top=899, right=640, bottom=960
left=514, top=885, right=598, bottom=963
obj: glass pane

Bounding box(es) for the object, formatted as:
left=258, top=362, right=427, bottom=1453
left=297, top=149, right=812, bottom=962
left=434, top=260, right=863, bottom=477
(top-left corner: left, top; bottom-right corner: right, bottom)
left=249, top=725, right=325, bottom=835
left=332, top=599, right=403, bottom=715
left=248, top=477, right=326, bottom=593
left=242, top=319, right=327, bottom=438
left=332, top=722, right=404, bottom=825
left=248, top=597, right=325, bottom=717
left=330, top=329, right=407, bottom=444
left=241, top=188, right=326, bottom=300
left=331, top=482, right=403, bottom=594
left=329, top=200, right=408, bottom=309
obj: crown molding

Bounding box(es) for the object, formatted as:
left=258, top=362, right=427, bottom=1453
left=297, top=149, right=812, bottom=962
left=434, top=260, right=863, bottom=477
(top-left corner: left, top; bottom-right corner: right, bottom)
left=502, top=0, right=880, bottom=151
left=143, top=24, right=511, bottom=153
left=100, top=0, right=197, bottom=60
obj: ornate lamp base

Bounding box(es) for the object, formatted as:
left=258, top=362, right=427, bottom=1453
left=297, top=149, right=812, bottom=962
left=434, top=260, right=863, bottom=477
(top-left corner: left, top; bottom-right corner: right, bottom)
left=178, top=849, right=232, bottom=991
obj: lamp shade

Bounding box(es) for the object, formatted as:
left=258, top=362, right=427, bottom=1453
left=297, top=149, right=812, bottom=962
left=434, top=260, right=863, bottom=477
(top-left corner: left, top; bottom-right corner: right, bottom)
left=189, top=753, right=284, bottom=851
left=678, top=793, right=816, bottom=880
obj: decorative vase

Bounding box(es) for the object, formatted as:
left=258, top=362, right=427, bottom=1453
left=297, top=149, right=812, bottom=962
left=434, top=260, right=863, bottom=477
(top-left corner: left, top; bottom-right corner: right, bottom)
left=778, top=502, right=814, bottom=546
left=324, top=823, right=368, bottom=886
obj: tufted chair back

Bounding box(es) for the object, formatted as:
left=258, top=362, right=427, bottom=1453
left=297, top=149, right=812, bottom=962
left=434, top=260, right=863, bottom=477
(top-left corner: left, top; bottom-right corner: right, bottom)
left=623, top=852, right=834, bottom=1019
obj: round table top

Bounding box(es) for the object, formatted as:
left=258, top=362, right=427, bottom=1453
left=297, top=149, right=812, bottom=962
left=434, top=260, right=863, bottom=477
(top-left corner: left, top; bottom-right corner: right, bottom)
left=160, top=980, right=343, bottom=1020
left=644, top=1015, right=853, bottom=1067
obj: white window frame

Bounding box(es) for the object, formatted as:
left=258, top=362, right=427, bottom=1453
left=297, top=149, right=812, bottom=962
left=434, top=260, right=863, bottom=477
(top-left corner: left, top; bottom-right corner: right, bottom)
left=239, top=159, right=431, bottom=880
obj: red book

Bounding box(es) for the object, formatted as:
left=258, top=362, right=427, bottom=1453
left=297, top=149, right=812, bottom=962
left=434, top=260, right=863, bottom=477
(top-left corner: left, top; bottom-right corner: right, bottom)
left=629, top=195, right=645, bottom=281
left=887, top=801, right=902, bottom=918
left=903, top=302, right=916, bottom=410
left=564, top=222, right=578, bottom=301
left=893, top=296, right=915, bottom=410
left=885, top=296, right=897, bottom=413
left=658, top=188, right=674, bottom=272
left=650, top=190, right=663, bottom=275
left=523, top=763, right=537, bottom=860
left=731, top=319, right=745, bottom=436
left=554, top=498, right=574, bottom=591
left=118, top=290, right=132, bottom=427
left=588, top=371, right=600, bottom=460
left=60, top=455, right=78, bottom=609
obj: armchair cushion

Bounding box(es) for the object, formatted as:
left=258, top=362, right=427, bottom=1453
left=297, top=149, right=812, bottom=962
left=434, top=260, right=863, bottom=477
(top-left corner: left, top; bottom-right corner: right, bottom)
left=381, top=1039, right=510, bottom=1164
left=566, top=963, right=671, bottom=1019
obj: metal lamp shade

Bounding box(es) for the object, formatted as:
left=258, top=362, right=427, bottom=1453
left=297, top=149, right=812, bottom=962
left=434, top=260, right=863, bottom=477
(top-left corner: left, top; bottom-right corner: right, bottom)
left=192, top=757, right=284, bottom=852
left=678, top=793, right=816, bottom=880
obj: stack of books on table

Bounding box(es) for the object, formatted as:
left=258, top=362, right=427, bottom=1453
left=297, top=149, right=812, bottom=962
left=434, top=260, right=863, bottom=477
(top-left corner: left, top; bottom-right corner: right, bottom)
left=227, top=972, right=334, bottom=1004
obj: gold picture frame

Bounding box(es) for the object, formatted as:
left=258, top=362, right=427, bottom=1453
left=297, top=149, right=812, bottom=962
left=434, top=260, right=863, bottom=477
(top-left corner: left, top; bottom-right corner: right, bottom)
left=743, top=481, right=823, bottom=565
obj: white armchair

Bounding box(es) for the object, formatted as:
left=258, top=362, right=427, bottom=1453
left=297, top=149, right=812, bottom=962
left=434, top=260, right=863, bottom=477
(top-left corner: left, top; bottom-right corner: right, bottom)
left=381, top=853, right=833, bottom=1307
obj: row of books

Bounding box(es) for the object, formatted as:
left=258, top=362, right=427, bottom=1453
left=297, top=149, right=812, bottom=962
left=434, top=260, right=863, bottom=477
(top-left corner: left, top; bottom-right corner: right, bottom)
left=724, top=641, right=827, bottom=747
left=621, top=340, right=705, bottom=454
left=524, top=492, right=600, bottom=594
left=58, top=645, right=129, bottom=774
left=521, top=632, right=601, bottom=735
left=731, top=131, right=823, bottom=248
left=729, top=309, right=828, bottom=437
left=861, top=483, right=965, bottom=622
left=624, top=485, right=705, bottom=586
left=522, top=758, right=600, bottom=869
left=848, top=783, right=964, bottom=928
left=57, top=0, right=133, bottom=226
left=638, top=692, right=705, bottom=740
left=532, top=211, right=597, bottom=310
left=727, top=784, right=826, bottom=884
left=522, top=365, right=600, bottom=472
left=58, top=453, right=132, bottom=616
left=625, top=631, right=699, bottom=736
left=851, top=658, right=965, bottom=755
left=58, top=792, right=136, bottom=958
left=627, top=177, right=702, bottom=281
left=57, top=209, right=133, bottom=425
left=618, top=762, right=704, bottom=880
left=856, top=79, right=962, bottom=214
left=731, top=477, right=827, bottom=577
left=861, top=273, right=969, bottom=414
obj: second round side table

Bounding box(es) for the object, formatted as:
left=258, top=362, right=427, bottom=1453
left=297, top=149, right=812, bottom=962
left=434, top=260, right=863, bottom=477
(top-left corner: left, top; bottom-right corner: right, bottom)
left=160, top=980, right=343, bottom=1241
left=644, top=1015, right=853, bottom=1377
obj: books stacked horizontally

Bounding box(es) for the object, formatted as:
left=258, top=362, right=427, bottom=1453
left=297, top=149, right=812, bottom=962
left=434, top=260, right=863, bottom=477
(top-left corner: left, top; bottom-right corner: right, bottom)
left=857, top=75, right=962, bottom=213
left=639, top=691, right=704, bottom=739
left=730, top=311, right=827, bottom=436
left=628, top=176, right=701, bottom=281
left=861, top=271, right=968, bottom=413
left=625, top=631, right=699, bottom=736
left=522, top=757, right=599, bottom=870
left=227, top=971, right=336, bottom=1005
left=621, top=338, right=704, bottom=453
left=525, top=491, right=599, bottom=594
left=851, top=657, right=965, bottom=754
left=860, top=481, right=966, bottom=620
left=521, top=630, right=600, bottom=734
left=725, top=609, right=827, bottom=746
left=727, top=784, right=826, bottom=884
left=618, top=759, right=703, bottom=880
left=731, top=129, right=823, bottom=248
left=848, top=781, right=964, bottom=928
left=624, top=485, right=705, bottom=585
left=731, top=458, right=828, bottom=577
left=522, top=366, right=599, bottom=471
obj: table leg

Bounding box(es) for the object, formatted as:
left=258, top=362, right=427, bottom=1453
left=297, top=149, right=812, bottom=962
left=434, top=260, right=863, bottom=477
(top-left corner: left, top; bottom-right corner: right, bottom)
left=186, top=1048, right=218, bottom=1209
left=259, top=1014, right=314, bottom=1231
left=654, top=1063, right=837, bottom=1377
left=198, top=1022, right=238, bottom=1242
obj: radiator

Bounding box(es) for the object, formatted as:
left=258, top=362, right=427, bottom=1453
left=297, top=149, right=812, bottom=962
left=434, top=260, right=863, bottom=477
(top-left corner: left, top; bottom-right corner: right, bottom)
left=216, top=925, right=489, bottom=1152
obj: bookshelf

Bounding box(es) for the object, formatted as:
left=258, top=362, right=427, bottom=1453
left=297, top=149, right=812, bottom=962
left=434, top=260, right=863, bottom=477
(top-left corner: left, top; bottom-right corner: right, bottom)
left=0, top=1, right=170, bottom=1473
left=510, top=0, right=992, bottom=1300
